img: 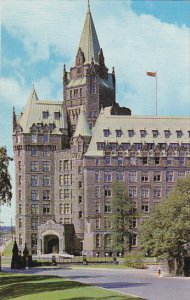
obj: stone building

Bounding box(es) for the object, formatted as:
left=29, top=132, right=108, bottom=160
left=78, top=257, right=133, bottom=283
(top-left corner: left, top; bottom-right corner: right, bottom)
left=13, top=3, right=190, bottom=257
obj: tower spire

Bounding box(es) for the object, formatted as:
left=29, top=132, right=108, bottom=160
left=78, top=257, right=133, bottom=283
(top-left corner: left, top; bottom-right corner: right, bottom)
left=77, top=1, right=100, bottom=64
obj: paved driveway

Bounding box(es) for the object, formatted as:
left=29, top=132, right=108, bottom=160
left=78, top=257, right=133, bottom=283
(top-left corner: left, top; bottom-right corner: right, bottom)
left=3, top=266, right=190, bottom=300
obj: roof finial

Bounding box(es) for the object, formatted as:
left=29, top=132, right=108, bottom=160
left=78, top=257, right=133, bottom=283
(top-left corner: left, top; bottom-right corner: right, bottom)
left=87, top=0, right=90, bottom=13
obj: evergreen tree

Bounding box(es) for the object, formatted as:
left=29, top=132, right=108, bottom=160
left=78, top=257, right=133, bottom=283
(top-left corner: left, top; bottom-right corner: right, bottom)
left=140, top=176, right=190, bottom=275
left=110, top=181, right=137, bottom=255
left=0, top=146, right=12, bottom=205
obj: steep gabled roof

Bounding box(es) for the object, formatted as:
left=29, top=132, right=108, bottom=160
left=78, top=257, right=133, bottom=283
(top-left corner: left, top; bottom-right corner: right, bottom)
left=17, top=86, right=66, bottom=134
left=78, top=2, right=101, bottom=64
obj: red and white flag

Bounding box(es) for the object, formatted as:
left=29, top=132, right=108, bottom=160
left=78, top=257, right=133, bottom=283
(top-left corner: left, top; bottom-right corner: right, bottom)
left=147, top=72, right=157, bottom=77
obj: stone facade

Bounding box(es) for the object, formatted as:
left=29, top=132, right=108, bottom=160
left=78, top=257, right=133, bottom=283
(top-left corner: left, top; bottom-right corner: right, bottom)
left=13, top=4, right=190, bottom=257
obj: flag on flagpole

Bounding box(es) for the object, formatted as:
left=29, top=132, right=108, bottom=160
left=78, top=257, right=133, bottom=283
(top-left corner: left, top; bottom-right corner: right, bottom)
left=147, top=72, right=156, bottom=77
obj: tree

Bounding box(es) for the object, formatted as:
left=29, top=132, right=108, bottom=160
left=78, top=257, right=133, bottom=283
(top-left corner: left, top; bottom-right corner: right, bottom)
left=110, top=181, right=138, bottom=255
left=0, top=146, right=12, bottom=205
left=140, top=176, right=190, bottom=275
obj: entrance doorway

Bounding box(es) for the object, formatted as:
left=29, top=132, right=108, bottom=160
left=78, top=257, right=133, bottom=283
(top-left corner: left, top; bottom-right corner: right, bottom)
left=44, top=235, right=59, bottom=254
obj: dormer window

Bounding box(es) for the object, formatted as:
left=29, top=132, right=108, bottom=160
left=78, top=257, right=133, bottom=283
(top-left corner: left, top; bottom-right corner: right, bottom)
left=43, top=134, right=49, bottom=143
left=43, top=111, right=49, bottom=119
left=49, top=123, right=55, bottom=130
left=116, top=130, right=122, bottom=138
left=140, top=130, right=146, bottom=138
left=54, top=112, right=60, bottom=120
left=152, top=130, right=158, bottom=138
left=128, top=130, right=134, bottom=138
left=176, top=130, right=182, bottom=138
left=31, top=134, right=37, bottom=143
left=103, top=129, right=110, bottom=137
left=164, top=130, right=171, bottom=138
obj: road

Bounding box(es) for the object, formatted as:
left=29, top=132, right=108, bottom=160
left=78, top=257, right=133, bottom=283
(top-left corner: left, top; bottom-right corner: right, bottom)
left=5, top=266, right=189, bottom=300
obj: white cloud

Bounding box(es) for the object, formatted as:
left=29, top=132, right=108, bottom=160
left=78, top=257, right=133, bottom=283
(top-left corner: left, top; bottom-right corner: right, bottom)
left=2, top=0, right=189, bottom=116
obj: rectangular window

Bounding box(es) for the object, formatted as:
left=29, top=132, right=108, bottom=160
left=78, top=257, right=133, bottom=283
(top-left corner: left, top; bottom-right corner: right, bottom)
left=95, top=186, right=100, bottom=198
left=128, top=130, right=134, bottom=137
left=104, top=218, right=111, bottom=230
left=18, top=175, right=22, bottom=185
left=31, top=161, right=38, bottom=172
left=105, top=186, right=112, bottom=198
left=167, top=156, right=173, bottom=165
left=78, top=166, right=82, bottom=174
left=130, top=156, right=136, bottom=166
left=141, top=203, right=149, bottom=213
left=79, top=195, right=83, bottom=204
left=31, top=217, right=38, bottom=229
left=31, top=204, right=39, bottom=215
left=19, top=204, right=22, bottom=214
left=116, top=171, right=124, bottom=181
left=105, top=201, right=111, bottom=213
left=129, top=171, right=136, bottom=183
left=43, top=148, right=50, bottom=157
left=152, top=130, right=158, bottom=138
left=129, top=187, right=137, bottom=199
left=154, top=186, right=161, bottom=198
left=19, top=218, right=22, bottom=229
left=96, top=234, right=100, bottom=248
left=141, top=187, right=149, bottom=198
left=60, top=204, right=64, bottom=214
left=154, top=172, right=161, bottom=182
left=64, top=160, right=69, bottom=170
left=142, top=157, right=148, bottom=165
left=31, top=134, right=37, bottom=143
left=155, top=157, right=160, bottom=165
left=59, top=175, right=64, bottom=186
left=176, top=130, right=182, bottom=138
left=19, top=234, right=22, bottom=246
left=179, top=157, right=185, bottom=166
left=105, top=171, right=112, bottom=182
left=130, top=219, right=137, bottom=229
left=118, top=157, right=123, bottom=166
left=54, top=112, right=60, bottom=119
left=43, top=111, right=49, bottom=119
left=79, top=211, right=83, bottom=219
left=31, top=175, right=38, bottom=186
left=141, top=172, right=149, bottom=182
left=43, top=134, right=49, bottom=143
left=18, top=190, right=22, bottom=201
left=64, top=189, right=70, bottom=199
left=31, top=190, right=39, bottom=201
left=78, top=142, right=82, bottom=152
left=95, top=171, right=100, bottom=182
left=78, top=181, right=82, bottom=188
left=103, top=129, right=110, bottom=137
left=140, top=130, right=146, bottom=138
left=43, top=190, right=50, bottom=200
left=105, top=157, right=111, bottom=165
left=95, top=158, right=100, bottom=166
left=43, top=204, right=50, bottom=214
left=18, top=161, right=21, bottom=171
left=64, top=174, right=70, bottom=185
left=96, top=218, right=100, bottom=229
left=43, top=161, right=50, bottom=172
left=96, top=202, right=100, bottom=213
left=59, top=189, right=64, bottom=199
left=164, top=130, right=171, bottom=138
left=97, top=142, right=105, bottom=150
left=64, top=203, right=71, bottom=214
left=116, top=130, right=122, bottom=138
left=43, top=175, right=50, bottom=186
left=31, top=234, right=37, bottom=248
left=64, top=218, right=71, bottom=224
left=166, top=171, right=173, bottom=182
left=59, top=160, right=63, bottom=171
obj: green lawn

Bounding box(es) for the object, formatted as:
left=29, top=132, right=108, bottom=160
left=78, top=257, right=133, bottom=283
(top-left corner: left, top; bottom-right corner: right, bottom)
left=0, top=272, right=143, bottom=300
left=2, top=241, right=13, bottom=257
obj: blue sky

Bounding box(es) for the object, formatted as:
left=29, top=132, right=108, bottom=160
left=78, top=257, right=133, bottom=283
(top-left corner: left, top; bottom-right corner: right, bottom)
left=1, top=0, right=190, bottom=225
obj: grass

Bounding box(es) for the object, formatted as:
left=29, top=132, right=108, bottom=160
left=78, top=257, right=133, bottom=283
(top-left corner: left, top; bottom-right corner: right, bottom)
left=1, top=241, right=13, bottom=257
left=0, top=272, right=143, bottom=300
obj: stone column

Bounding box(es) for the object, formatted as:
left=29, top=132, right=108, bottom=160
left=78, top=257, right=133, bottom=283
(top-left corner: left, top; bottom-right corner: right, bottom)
left=59, top=234, right=66, bottom=254
left=37, top=238, right=42, bottom=256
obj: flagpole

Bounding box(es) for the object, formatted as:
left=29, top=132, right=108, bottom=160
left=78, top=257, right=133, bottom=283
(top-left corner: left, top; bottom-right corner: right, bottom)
left=156, top=72, right=157, bottom=116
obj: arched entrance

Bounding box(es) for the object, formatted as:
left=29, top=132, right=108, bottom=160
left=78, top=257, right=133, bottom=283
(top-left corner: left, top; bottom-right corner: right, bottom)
left=44, top=235, right=59, bottom=254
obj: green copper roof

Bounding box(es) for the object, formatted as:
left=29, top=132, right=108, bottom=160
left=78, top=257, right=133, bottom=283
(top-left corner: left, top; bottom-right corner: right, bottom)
left=78, top=3, right=100, bottom=64
left=18, top=86, right=66, bottom=134
left=74, top=107, right=91, bottom=137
